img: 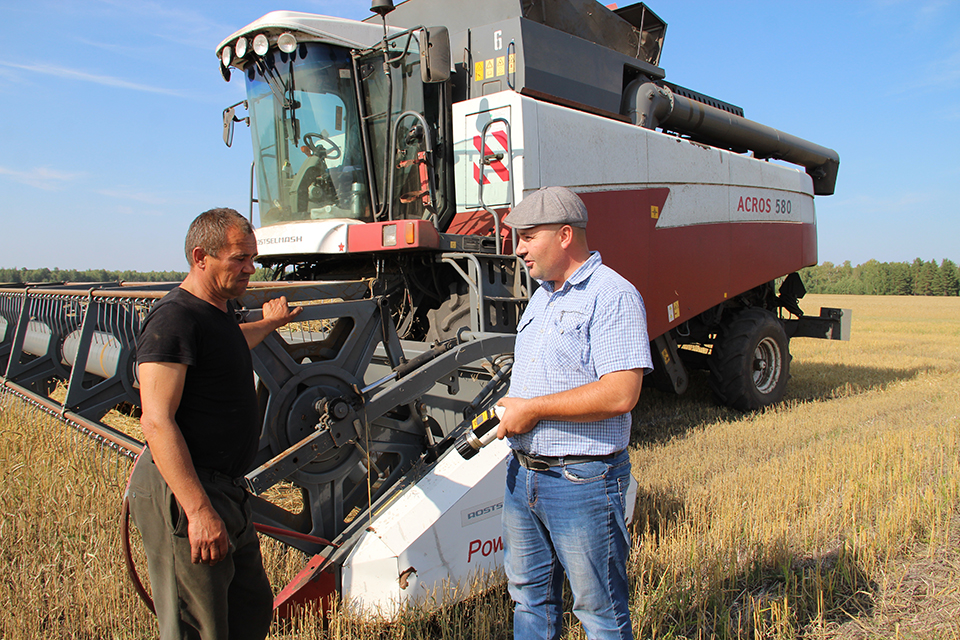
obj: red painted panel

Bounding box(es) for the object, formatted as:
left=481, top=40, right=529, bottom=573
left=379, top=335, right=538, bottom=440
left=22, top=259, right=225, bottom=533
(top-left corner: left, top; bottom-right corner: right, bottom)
left=446, top=207, right=509, bottom=236
left=578, top=189, right=669, bottom=300
left=273, top=553, right=336, bottom=619
left=347, top=219, right=440, bottom=252
left=576, top=189, right=816, bottom=339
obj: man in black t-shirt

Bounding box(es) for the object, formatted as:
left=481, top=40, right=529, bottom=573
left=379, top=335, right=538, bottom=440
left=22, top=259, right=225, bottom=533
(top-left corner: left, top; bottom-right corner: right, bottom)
left=129, top=208, right=301, bottom=640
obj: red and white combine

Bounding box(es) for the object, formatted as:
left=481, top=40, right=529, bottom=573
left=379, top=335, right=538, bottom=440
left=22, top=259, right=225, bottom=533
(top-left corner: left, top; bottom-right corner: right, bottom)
left=1, top=0, right=847, bottom=619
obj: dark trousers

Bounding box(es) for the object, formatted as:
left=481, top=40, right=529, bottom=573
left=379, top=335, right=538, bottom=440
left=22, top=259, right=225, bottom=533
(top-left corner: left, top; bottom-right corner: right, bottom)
left=128, top=448, right=273, bottom=640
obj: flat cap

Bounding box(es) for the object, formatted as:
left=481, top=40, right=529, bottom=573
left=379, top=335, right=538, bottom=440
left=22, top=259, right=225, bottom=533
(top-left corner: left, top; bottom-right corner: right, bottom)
left=503, top=186, right=588, bottom=230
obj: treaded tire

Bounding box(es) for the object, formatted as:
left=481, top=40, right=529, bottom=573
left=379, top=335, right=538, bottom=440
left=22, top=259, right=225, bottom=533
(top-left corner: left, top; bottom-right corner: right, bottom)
left=709, top=308, right=790, bottom=411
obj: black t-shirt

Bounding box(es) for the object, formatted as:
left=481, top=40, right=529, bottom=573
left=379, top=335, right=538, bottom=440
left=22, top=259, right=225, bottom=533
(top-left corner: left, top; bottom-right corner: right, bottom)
left=137, top=287, right=259, bottom=477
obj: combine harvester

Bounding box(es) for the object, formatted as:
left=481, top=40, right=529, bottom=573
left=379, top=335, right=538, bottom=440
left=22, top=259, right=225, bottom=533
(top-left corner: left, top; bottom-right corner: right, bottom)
left=0, top=0, right=849, bottom=618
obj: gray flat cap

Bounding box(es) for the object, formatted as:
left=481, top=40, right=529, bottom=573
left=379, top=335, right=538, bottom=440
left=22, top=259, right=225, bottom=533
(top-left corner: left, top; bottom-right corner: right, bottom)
left=503, top=186, right=588, bottom=230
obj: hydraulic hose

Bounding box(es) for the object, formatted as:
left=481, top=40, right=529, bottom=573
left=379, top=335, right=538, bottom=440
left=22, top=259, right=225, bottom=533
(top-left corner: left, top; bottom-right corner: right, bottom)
left=121, top=494, right=155, bottom=614
left=120, top=462, right=338, bottom=615
left=121, top=451, right=155, bottom=614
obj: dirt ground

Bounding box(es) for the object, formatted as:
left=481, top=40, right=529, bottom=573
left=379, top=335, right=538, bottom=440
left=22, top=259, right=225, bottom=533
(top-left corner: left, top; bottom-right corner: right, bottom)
left=826, top=512, right=960, bottom=639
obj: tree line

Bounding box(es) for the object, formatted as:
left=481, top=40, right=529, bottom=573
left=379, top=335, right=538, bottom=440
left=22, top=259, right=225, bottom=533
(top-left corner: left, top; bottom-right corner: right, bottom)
left=799, top=259, right=960, bottom=296
left=4, top=261, right=958, bottom=296
left=0, top=267, right=188, bottom=284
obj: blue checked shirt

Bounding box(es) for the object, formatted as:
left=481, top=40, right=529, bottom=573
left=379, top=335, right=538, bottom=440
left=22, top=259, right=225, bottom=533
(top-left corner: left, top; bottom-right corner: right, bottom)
left=508, top=251, right=653, bottom=457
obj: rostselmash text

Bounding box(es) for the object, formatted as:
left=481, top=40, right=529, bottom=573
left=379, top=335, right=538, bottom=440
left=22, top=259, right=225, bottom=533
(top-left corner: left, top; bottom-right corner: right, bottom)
left=466, top=502, right=502, bottom=521
left=257, top=236, right=302, bottom=245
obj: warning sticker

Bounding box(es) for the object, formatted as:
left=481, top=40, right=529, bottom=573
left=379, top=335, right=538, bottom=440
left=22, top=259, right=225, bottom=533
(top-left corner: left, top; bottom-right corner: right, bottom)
left=667, top=301, right=680, bottom=322
left=496, top=56, right=505, bottom=77
left=485, top=59, right=494, bottom=79
left=651, top=205, right=660, bottom=219
left=509, top=53, right=516, bottom=73
left=474, top=61, right=484, bottom=82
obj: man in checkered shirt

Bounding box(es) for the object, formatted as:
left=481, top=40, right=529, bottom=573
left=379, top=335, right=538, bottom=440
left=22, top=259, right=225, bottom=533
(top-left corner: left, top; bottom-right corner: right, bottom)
left=496, top=186, right=653, bottom=640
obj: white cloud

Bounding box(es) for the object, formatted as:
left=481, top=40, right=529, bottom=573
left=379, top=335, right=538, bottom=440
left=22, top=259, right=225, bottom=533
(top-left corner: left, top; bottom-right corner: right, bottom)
left=96, top=187, right=168, bottom=205
left=0, top=166, right=85, bottom=191
left=0, top=60, right=188, bottom=97
left=95, top=0, right=234, bottom=49
left=113, top=204, right=164, bottom=217
left=922, top=47, right=960, bottom=90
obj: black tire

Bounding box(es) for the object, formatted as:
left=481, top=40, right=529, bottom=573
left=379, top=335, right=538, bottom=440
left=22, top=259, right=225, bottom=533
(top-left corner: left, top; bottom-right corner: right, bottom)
left=709, top=308, right=790, bottom=411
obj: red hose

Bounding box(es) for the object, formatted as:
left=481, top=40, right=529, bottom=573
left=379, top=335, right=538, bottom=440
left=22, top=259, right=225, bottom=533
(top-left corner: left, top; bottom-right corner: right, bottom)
left=121, top=494, right=156, bottom=614
left=254, top=523, right=337, bottom=548
left=121, top=451, right=155, bottom=614
left=120, top=458, right=337, bottom=616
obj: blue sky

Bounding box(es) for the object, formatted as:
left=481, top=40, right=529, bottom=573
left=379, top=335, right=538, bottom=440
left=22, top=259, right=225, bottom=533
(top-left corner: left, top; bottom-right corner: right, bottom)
left=1, top=0, right=958, bottom=271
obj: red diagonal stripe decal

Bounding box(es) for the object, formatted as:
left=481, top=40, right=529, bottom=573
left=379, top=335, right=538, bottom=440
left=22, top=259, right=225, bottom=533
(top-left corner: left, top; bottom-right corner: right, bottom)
left=472, top=134, right=510, bottom=182
left=473, top=162, right=491, bottom=185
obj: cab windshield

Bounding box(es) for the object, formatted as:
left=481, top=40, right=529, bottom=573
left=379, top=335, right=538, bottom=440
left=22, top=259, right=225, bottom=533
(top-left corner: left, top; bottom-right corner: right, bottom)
left=246, top=43, right=369, bottom=226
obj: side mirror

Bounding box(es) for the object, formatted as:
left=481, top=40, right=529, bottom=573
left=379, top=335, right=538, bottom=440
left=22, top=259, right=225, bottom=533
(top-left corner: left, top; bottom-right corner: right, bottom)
left=420, top=26, right=451, bottom=84
left=222, top=101, right=249, bottom=148
left=223, top=105, right=237, bottom=147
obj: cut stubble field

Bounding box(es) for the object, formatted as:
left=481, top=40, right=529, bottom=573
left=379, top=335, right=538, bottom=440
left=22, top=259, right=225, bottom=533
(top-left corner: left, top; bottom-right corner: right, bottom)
left=1, top=294, right=958, bottom=639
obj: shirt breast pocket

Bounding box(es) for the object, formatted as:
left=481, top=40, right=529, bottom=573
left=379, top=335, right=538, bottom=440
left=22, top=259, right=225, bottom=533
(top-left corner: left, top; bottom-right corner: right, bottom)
left=549, top=310, right=588, bottom=370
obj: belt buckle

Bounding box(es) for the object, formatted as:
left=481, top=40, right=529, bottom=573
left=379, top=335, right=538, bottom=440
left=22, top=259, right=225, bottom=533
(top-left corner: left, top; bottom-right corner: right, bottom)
left=524, top=453, right=551, bottom=471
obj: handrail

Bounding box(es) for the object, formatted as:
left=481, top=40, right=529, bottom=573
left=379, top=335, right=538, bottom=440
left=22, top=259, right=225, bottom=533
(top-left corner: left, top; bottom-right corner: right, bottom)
left=477, top=117, right=514, bottom=255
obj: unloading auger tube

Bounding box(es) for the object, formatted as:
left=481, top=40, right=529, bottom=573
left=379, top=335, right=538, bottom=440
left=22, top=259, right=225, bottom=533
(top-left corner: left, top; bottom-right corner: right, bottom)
left=622, top=79, right=840, bottom=196
left=0, top=281, right=516, bottom=617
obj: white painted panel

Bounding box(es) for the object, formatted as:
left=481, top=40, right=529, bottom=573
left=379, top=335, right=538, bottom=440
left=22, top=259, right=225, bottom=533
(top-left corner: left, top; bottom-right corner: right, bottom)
left=654, top=182, right=814, bottom=229
left=727, top=151, right=764, bottom=188
left=255, top=219, right=363, bottom=257
left=454, top=92, right=530, bottom=212
left=341, top=535, right=401, bottom=615
left=646, top=132, right=729, bottom=187
left=535, top=103, right=647, bottom=189
left=341, top=438, right=510, bottom=617
left=658, top=183, right=731, bottom=228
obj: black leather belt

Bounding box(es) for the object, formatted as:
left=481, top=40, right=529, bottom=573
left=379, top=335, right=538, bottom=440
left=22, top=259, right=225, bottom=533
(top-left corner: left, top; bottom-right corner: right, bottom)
left=513, top=449, right=623, bottom=471
left=195, top=466, right=246, bottom=488
left=145, top=448, right=246, bottom=488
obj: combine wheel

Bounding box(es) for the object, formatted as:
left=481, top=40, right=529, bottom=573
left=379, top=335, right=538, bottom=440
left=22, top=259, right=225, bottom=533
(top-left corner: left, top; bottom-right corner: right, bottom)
left=709, top=308, right=790, bottom=411
left=425, top=281, right=471, bottom=342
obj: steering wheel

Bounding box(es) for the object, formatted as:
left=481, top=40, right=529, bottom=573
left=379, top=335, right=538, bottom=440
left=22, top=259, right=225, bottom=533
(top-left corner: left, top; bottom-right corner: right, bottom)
left=302, top=132, right=341, bottom=160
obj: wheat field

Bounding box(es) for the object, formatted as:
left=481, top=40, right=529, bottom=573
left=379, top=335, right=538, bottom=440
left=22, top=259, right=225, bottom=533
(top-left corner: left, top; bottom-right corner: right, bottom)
left=1, top=294, right=958, bottom=639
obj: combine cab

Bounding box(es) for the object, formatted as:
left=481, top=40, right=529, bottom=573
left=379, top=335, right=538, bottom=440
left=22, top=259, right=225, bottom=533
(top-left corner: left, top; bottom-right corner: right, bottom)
left=2, top=0, right=848, bottom=618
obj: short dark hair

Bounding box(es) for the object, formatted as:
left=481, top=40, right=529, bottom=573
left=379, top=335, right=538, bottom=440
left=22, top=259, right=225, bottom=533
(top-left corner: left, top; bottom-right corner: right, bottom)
left=184, top=208, right=253, bottom=265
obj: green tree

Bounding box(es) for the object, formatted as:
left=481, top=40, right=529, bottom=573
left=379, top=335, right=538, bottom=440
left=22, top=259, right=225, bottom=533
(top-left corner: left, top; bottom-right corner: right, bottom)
left=887, top=262, right=913, bottom=295
left=858, top=260, right=885, bottom=294
left=940, top=259, right=960, bottom=296
left=915, top=260, right=938, bottom=296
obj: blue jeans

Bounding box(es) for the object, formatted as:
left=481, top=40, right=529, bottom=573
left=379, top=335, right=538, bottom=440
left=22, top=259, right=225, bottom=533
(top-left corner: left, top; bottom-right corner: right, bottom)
left=503, top=450, right=633, bottom=640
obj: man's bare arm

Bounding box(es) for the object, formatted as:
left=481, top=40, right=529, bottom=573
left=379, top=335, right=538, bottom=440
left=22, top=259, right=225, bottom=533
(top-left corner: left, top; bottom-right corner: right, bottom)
left=496, top=369, right=644, bottom=439
left=239, top=295, right=303, bottom=349
left=138, top=361, right=229, bottom=565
